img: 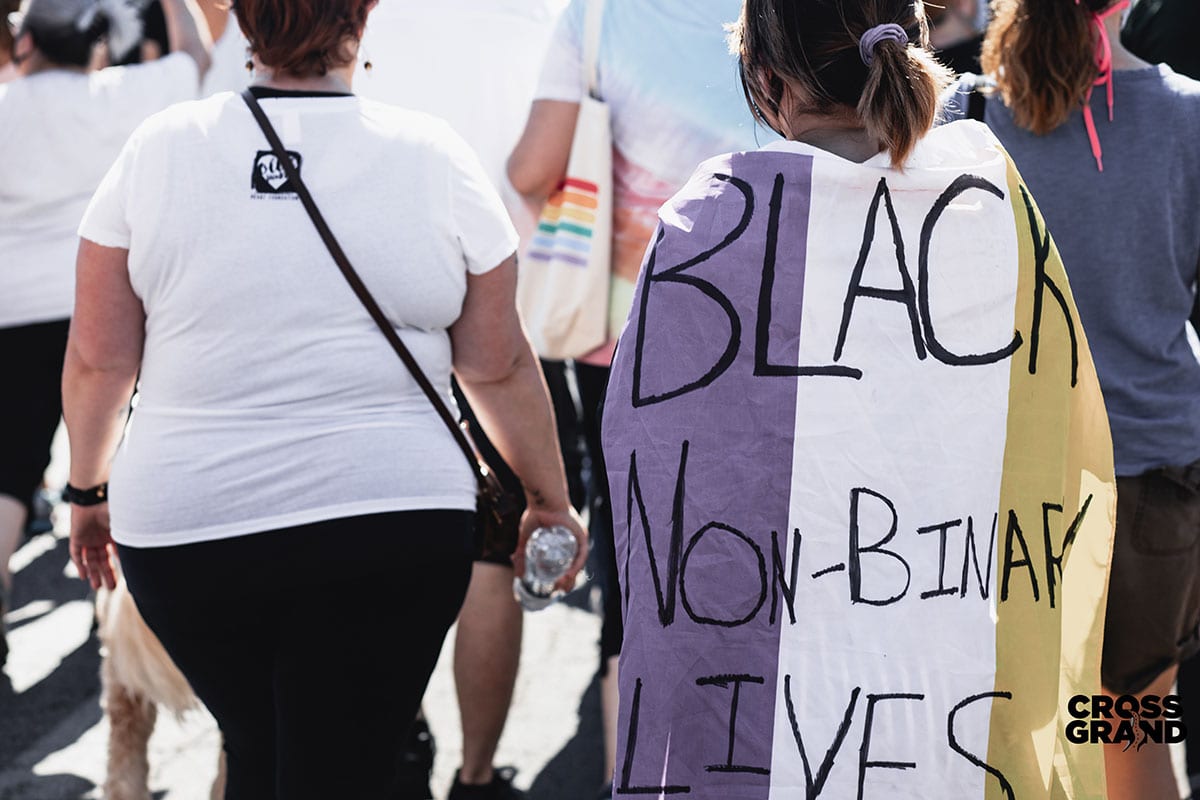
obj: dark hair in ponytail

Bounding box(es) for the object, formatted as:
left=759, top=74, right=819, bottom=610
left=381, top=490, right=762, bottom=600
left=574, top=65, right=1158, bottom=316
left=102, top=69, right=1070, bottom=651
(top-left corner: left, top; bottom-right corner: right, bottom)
left=982, top=0, right=1106, bottom=134
left=728, top=0, right=953, bottom=166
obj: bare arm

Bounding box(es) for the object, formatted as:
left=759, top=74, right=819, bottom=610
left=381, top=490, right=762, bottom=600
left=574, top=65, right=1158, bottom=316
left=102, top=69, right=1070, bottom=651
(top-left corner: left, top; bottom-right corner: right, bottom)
left=161, top=0, right=213, bottom=77
left=450, top=254, right=587, bottom=587
left=506, top=99, right=581, bottom=210
left=63, top=240, right=146, bottom=590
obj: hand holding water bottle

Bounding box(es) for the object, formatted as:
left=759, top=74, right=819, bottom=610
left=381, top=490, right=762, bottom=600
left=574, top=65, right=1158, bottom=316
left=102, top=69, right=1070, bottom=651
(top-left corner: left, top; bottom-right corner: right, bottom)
left=512, top=503, right=587, bottom=606
left=514, top=525, right=579, bottom=610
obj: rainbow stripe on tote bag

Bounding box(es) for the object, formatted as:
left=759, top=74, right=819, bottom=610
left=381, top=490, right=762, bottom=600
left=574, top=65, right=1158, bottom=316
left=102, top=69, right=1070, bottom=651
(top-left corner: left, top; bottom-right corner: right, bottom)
left=529, top=177, right=602, bottom=265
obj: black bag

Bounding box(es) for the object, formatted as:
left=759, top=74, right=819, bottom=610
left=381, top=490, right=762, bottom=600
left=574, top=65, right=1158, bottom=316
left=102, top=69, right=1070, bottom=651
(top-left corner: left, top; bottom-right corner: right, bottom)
left=240, top=89, right=523, bottom=560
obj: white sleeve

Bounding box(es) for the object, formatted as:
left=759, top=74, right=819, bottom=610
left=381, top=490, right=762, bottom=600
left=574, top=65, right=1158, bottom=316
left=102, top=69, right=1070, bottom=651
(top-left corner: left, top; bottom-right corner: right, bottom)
left=444, top=129, right=520, bottom=275
left=78, top=132, right=140, bottom=249
left=97, top=52, right=200, bottom=114
left=533, top=0, right=586, bottom=103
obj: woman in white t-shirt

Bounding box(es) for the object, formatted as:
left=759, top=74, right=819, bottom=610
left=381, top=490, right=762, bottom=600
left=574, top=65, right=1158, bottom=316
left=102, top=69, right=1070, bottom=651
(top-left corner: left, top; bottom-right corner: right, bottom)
left=62, top=0, right=586, bottom=795
left=0, top=0, right=209, bottom=667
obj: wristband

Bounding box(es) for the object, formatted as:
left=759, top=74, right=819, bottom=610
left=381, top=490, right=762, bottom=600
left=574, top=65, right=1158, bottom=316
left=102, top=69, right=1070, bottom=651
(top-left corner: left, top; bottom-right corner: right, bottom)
left=63, top=482, right=109, bottom=506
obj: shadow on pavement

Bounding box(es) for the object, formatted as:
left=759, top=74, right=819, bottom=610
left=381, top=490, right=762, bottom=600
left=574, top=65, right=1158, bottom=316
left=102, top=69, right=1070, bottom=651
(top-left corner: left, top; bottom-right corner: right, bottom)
left=0, top=771, right=96, bottom=800
left=0, top=534, right=102, bottom=769
left=527, top=669, right=605, bottom=800
left=0, top=642, right=102, bottom=768
left=6, top=535, right=92, bottom=634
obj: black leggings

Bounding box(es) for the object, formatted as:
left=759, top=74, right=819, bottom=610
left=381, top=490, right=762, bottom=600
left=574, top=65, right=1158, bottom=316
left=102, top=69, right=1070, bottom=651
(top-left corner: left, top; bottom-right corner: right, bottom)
left=118, top=510, right=474, bottom=800
left=0, top=319, right=69, bottom=515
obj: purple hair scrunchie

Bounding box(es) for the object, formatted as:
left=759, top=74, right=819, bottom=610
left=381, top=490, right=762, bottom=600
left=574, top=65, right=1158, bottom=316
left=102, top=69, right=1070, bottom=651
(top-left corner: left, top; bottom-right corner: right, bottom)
left=858, top=23, right=909, bottom=66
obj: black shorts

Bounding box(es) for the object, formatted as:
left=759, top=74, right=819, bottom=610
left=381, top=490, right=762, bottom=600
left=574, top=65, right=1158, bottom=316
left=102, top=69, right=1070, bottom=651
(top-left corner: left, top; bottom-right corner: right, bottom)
left=1102, top=459, right=1200, bottom=693
left=0, top=319, right=70, bottom=514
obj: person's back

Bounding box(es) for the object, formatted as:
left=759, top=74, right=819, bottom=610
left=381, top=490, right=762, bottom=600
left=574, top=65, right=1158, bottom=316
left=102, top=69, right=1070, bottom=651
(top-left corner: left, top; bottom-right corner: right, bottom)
left=80, top=92, right=513, bottom=542
left=356, top=0, right=565, bottom=190
left=944, top=66, right=1200, bottom=476
left=0, top=0, right=203, bottom=329
left=516, top=0, right=770, bottom=362
left=65, top=5, right=585, bottom=798
left=601, top=1, right=1116, bottom=797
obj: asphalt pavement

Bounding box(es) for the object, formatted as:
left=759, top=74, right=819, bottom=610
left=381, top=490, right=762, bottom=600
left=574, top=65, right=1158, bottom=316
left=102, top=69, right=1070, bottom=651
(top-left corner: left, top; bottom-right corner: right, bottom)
left=0, top=439, right=606, bottom=800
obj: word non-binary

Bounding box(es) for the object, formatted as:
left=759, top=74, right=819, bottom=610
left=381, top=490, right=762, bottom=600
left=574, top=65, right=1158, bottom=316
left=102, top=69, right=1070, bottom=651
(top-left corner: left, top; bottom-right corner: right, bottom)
left=625, top=441, right=1092, bottom=631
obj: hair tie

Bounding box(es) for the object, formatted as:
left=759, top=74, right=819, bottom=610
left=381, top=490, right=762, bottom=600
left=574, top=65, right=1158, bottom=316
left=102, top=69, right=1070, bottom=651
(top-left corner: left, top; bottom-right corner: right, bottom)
left=858, top=23, right=909, bottom=66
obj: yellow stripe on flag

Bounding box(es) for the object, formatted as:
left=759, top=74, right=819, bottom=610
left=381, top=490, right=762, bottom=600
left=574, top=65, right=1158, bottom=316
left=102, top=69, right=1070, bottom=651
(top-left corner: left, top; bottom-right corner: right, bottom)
left=989, top=151, right=1115, bottom=800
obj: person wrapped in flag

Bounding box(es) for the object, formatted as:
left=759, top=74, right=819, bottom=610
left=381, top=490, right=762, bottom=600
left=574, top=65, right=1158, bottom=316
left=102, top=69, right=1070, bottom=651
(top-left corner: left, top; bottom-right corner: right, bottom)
left=601, top=0, right=1117, bottom=798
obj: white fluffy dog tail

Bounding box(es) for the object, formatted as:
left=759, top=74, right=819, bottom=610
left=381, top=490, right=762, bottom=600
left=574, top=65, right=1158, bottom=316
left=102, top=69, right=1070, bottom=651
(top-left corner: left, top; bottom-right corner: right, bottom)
left=96, top=578, right=199, bottom=718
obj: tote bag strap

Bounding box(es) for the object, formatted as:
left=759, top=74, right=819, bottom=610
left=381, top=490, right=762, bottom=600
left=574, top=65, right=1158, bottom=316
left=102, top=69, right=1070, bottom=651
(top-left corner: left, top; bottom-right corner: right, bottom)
left=582, top=0, right=605, bottom=99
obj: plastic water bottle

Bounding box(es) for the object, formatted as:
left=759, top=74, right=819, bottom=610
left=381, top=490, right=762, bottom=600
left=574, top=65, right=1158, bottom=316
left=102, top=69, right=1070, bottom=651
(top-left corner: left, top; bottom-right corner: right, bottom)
left=513, top=525, right=578, bottom=611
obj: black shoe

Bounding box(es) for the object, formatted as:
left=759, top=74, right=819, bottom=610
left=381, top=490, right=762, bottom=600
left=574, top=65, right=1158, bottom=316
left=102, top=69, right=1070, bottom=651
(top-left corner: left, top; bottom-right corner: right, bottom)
left=394, top=718, right=436, bottom=800
left=594, top=781, right=613, bottom=800
left=446, top=767, right=526, bottom=800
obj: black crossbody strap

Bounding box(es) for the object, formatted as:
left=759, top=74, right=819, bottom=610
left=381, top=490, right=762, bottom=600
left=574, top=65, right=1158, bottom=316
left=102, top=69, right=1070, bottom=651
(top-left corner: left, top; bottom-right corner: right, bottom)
left=240, top=88, right=490, bottom=492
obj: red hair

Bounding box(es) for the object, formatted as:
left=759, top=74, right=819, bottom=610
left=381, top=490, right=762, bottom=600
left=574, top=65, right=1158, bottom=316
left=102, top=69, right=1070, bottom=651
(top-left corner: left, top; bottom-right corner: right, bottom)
left=235, top=0, right=372, bottom=77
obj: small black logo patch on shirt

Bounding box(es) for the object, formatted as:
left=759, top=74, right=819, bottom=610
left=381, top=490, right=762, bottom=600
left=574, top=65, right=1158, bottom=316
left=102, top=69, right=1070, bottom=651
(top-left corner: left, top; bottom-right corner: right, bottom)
left=251, top=150, right=303, bottom=199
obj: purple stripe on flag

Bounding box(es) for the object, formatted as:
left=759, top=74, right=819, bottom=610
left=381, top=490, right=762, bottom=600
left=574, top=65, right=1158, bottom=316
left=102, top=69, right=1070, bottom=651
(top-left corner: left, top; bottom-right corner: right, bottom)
left=601, top=153, right=815, bottom=798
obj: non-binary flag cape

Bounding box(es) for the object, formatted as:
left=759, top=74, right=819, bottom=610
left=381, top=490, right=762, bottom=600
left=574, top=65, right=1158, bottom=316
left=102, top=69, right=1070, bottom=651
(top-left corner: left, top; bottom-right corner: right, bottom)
left=601, top=121, right=1116, bottom=800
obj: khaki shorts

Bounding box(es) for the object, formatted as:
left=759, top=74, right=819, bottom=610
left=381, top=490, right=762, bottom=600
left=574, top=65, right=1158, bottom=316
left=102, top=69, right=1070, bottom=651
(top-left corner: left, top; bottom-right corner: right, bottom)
left=1102, top=460, right=1200, bottom=694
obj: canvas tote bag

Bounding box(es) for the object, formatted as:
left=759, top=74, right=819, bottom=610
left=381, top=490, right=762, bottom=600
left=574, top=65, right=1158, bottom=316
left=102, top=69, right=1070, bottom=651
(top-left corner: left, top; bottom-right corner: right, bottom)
left=517, top=0, right=612, bottom=360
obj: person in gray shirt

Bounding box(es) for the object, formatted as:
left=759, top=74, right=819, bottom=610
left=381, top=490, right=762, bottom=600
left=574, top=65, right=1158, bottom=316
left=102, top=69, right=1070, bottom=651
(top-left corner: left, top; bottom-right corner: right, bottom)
left=943, top=1, right=1200, bottom=798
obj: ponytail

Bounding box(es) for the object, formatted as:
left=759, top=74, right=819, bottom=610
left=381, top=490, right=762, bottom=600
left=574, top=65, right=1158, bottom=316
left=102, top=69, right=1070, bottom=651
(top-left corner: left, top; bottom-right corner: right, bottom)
left=859, top=38, right=953, bottom=166
left=732, top=0, right=953, bottom=169
left=982, top=0, right=1102, bottom=134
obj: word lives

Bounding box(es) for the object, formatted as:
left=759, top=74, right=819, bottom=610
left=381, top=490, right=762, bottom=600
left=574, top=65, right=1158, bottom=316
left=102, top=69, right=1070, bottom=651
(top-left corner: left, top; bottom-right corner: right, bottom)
left=618, top=674, right=1019, bottom=799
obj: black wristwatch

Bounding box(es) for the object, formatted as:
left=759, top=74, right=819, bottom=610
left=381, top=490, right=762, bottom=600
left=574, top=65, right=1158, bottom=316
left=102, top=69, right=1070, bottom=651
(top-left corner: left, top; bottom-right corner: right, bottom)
left=63, top=482, right=109, bottom=506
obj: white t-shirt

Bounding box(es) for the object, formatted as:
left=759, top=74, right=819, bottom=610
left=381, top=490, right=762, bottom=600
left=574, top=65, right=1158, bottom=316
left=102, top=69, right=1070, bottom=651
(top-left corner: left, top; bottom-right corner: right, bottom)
left=200, top=12, right=251, bottom=97
left=533, top=0, right=772, bottom=361
left=535, top=0, right=766, bottom=190
left=0, top=53, right=199, bottom=329
left=355, top=0, right=567, bottom=189
left=78, top=92, right=519, bottom=546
